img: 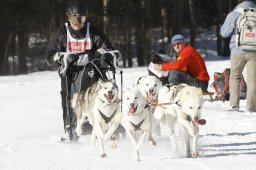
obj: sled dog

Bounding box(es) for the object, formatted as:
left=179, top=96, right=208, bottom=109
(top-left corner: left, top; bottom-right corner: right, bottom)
left=154, top=84, right=205, bottom=157
left=121, top=87, right=151, bottom=161
left=136, top=75, right=162, bottom=144
left=72, top=79, right=121, bottom=158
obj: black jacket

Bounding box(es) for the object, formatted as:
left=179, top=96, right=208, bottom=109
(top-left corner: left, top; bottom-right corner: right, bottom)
left=45, top=22, right=114, bottom=67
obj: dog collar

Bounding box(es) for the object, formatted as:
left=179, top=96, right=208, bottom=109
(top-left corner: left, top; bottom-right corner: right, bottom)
left=98, top=109, right=117, bottom=124
left=130, top=119, right=144, bottom=131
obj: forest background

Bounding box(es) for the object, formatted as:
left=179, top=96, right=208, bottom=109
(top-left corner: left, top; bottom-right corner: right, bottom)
left=0, top=0, right=246, bottom=75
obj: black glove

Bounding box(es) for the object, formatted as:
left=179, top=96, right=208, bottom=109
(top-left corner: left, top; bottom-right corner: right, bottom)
left=151, top=54, right=164, bottom=64
left=58, top=53, right=79, bottom=76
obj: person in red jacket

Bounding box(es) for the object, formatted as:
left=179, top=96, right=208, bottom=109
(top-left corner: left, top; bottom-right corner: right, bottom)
left=153, top=34, right=210, bottom=92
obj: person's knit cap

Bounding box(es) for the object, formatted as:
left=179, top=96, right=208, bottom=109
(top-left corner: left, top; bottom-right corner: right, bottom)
left=171, top=34, right=185, bottom=44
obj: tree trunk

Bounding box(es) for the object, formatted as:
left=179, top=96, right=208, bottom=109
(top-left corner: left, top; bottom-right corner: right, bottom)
left=160, top=0, right=169, bottom=44
left=2, top=33, right=13, bottom=75
left=16, top=31, right=28, bottom=74
left=0, top=30, right=8, bottom=75
left=171, top=0, right=184, bottom=35
left=216, top=0, right=222, bottom=55
left=103, top=0, right=109, bottom=34
left=188, top=0, right=196, bottom=46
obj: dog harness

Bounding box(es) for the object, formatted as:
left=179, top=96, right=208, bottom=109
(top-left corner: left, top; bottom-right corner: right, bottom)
left=98, top=109, right=117, bottom=124
left=130, top=119, right=144, bottom=131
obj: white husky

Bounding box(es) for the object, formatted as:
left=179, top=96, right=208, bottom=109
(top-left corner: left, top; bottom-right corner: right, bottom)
left=71, top=79, right=121, bottom=158
left=136, top=75, right=162, bottom=144
left=121, top=87, right=151, bottom=161
left=154, top=84, right=206, bottom=157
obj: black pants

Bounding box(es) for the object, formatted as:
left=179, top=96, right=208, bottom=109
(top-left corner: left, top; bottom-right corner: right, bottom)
left=168, top=70, right=209, bottom=92
left=148, top=69, right=169, bottom=85
left=60, top=63, right=106, bottom=133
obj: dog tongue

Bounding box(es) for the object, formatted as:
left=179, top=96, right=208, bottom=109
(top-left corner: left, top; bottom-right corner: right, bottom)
left=128, top=107, right=136, bottom=115
left=197, top=119, right=206, bottom=125
left=108, top=95, right=113, bottom=100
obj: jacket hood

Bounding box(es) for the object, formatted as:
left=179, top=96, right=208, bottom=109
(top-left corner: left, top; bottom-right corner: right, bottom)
left=235, top=1, right=256, bottom=9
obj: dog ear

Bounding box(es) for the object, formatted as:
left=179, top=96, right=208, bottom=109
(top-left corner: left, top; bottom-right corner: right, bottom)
left=196, top=87, right=203, bottom=96
left=96, top=79, right=104, bottom=90
left=136, top=76, right=143, bottom=85
left=151, top=54, right=164, bottom=64
left=111, top=79, right=116, bottom=84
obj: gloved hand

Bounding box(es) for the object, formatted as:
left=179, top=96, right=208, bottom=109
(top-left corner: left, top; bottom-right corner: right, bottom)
left=53, top=52, right=63, bottom=63
left=153, top=64, right=162, bottom=71
left=54, top=52, right=75, bottom=64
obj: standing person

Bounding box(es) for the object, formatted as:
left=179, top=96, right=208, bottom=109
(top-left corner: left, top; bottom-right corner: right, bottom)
left=45, top=0, right=114, bottom=141
left=221, top=0, right=256, bottom=112
left=152, top=34, right=210, bottom=92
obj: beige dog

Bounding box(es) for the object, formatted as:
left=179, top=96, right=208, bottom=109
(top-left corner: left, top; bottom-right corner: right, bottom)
left=154, top=84, right=205, bottom=157
left=72, top=79, right=121, bottom=158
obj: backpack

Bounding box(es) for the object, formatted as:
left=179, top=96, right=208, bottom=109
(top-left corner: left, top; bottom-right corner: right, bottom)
left=234, top=8, right=256, bottom=50
left=212, top=68, right=247, bottom=101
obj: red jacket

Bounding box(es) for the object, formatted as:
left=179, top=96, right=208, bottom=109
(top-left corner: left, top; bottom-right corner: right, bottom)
left=162, top=45, right=209, bottom=81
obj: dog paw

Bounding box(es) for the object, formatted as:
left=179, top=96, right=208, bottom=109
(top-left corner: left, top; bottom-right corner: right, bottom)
left=192, top=152, right=198, bottom=158
left=76, top=128, right=82, bottom=136
left=150, top=139, right=157, bottom=146
left=111, top=143, right=117, bottom=149
left=100, top=153, right=106, bottom=158
left=136, top=158, right=141, bottom=162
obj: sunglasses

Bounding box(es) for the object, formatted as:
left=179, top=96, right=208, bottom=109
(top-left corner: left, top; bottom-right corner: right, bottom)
left=68, top=15, right=87, bottom=24
left=172, top=42, right=183, bottom=47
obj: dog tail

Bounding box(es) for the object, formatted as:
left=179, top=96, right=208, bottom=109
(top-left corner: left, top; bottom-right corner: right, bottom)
left=71, top=92, right=79, bottom=109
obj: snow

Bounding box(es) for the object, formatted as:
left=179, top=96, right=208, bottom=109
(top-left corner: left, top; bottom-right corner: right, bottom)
left=1, top=57, right=256, bottom=170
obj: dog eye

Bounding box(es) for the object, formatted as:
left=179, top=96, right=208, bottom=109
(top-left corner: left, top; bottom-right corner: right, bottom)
left=189, top=107, right=193, bottom=109
left=198, top=106, right=201, bottom=109
left=104, top=87, right=107, bottom=89
left=146, top=84, right=149, bottom=86
left=127, top=98, right=129, bottom=100
left=135, top=97, right=138, bottom=99
left=154, top=84, right=157, bottom=87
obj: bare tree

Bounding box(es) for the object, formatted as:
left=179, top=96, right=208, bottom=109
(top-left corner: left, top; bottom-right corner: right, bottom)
left=188, top=0, right=196, bottom=46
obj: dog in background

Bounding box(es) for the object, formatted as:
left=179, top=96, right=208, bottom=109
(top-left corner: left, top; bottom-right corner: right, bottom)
left=136, top=75, right=162, bottom=144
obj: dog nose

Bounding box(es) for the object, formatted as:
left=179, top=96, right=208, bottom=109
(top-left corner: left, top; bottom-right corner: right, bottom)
left=149, top=89, right=154, bottom=93
left=108, top=91, right=112, bottom=95
left=130, top=103, right=134, bottom=107
left=194, top=116, right=199, bottom=121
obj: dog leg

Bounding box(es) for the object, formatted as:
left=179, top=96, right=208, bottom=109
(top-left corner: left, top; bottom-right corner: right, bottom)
left=126, top=130, right=141, bottom=161
left=177, top=118, right=196, bottom=137
left=135, top=131, right=147, bottom=151
left=94, top=123, right=106, bottom=157
left=76, top=114, right=86, bottom=136
left=148, top=110, right=157, bottom=145
left=126, top=130, right=138, bottom=149
left=94, top=122, right=104, bottom=138
left=103, top=122, right=120, bottom=141
left=98, top=136, right=106, bottom=158
left=191, top=126, right=199, bottom=158
left=91, top=127, right=96, bottom=147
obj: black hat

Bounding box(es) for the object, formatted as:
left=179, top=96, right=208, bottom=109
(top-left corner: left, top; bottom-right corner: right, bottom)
left=66, top=0, right=88, bottom=16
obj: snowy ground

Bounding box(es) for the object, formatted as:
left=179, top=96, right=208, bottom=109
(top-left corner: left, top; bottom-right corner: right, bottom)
left=0, top=58, right=256, bottom=170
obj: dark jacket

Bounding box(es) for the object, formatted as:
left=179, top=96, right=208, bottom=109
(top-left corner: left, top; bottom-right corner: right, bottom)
left=45, top=21, right=114, bottom=67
